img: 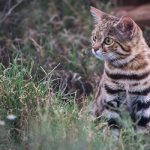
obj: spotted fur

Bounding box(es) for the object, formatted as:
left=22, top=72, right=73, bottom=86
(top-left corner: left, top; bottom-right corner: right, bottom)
left=90, top=7, right=150, bottom=131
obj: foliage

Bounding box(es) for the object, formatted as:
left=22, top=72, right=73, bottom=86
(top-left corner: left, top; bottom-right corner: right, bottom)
left=0, top=0, right=150, bottom=149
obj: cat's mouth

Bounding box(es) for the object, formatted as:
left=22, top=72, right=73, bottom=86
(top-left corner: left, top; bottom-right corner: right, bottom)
left=92, top=49, right=118, bottom=61
left=92, top=49, right=105, bottom=60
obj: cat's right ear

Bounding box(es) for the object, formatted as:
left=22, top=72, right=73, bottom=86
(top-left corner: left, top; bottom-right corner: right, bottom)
left=116, top=16, right=136, bottom=38
left=90, top=7, right=105, bottom=24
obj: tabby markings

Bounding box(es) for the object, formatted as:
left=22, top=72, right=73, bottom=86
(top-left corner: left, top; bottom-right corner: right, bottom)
left=105, top=70, right=149, bottom=80
left=130, top=87, right=150, bottom=96
left=104, top=84, right=123, bottom=94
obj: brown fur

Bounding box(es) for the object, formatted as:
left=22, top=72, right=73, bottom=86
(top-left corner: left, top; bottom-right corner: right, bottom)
left=106, top=54, right=148, bottom=71
left=90, top=7, right=150, bottom=131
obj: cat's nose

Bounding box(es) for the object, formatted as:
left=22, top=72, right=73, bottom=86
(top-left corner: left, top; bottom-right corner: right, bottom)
left=92, top=44, right=100, bottom=52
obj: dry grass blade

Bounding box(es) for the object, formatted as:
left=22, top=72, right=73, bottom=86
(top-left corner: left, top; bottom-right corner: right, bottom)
left=0, top=0, right=24, bottom=24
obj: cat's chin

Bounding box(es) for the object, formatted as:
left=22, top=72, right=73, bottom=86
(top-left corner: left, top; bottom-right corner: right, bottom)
left=92, top=49, right=105, bottom=60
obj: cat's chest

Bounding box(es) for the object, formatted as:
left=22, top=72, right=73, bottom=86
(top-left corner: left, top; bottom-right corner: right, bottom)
left=112, top=80, right=142, bottom=103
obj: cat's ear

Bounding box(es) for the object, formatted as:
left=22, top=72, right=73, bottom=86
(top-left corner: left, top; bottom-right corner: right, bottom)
left=116, top=16, right=136, bottom=37
left=90, top=7, right=106, bottom=23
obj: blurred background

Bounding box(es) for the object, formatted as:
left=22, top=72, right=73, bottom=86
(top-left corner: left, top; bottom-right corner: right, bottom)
left=0, top=0, right=150, bottom=149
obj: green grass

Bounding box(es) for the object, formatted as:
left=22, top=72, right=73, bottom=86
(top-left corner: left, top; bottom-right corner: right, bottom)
left=0, top=59, right=150, bottom=150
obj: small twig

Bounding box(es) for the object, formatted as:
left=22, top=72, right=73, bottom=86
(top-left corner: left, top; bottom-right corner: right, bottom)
left=0, top=0, right=24, bottom=24
left=30, top=38, right=45, bottom=58
left=39, top=63, right=61, bottom=82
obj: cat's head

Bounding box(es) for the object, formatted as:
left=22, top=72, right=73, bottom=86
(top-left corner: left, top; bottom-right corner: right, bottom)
left=90, top=7, right=143, bottom=65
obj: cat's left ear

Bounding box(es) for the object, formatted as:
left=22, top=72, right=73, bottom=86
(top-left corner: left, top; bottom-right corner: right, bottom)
left=90, top=7, right=106, bottom=24
left=116, top=16, right=136, bottom=38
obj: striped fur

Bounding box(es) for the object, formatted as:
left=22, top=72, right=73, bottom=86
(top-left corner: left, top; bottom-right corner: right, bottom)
left=90, top=7, right=150, bottom=131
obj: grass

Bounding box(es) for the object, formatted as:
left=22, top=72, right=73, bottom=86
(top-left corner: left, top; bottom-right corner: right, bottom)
left=0, top=60, right=150, bottom=150
left=0, top=0, right=150, bottom=149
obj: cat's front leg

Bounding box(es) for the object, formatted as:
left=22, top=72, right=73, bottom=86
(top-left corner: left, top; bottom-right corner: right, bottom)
left=92, top=80, right=124, bottom=141
left=130, top=95, right=150, bottom=133
left=93, top=80, right=123, bottom=129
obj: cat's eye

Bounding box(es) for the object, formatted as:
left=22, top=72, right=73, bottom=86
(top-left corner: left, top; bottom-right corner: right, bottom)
left=104, top=37, right=114, bottom=45
left=93, top=35, right=97, bottom=42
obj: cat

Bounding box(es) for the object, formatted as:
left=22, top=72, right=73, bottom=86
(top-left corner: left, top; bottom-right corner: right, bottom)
left=90, top=6, right=150, bottom=132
